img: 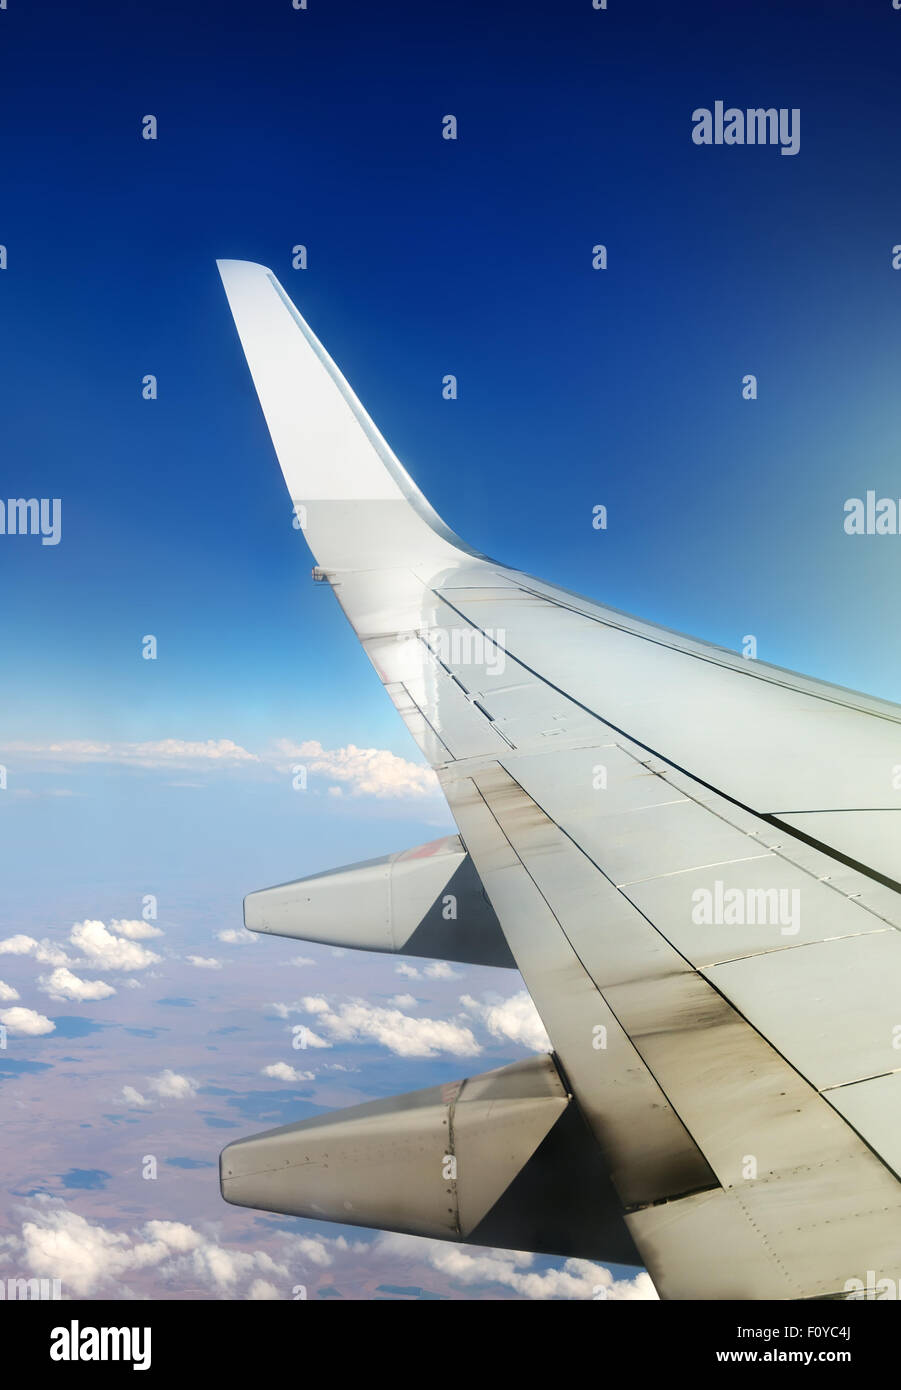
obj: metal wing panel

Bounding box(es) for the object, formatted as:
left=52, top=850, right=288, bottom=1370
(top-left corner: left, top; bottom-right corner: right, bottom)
left=435, top=583, right=901, bottom=823
left=437, top=770, right=719, bottom=1210
left=828, top=1073, right=901, bottom=1182
left=778, top=810, right=901, bottom=886
left=704, top=932, right=901, bottom=1091
left=448, top=761, right=901, bottom=1299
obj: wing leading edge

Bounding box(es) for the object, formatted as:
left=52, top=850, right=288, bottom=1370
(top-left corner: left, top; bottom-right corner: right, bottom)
left=218, top=260, right=901, bottom=1299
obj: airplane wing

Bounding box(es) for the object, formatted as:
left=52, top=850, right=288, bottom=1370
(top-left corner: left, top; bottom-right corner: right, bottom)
left=216, top=259, right=901, bottom=1300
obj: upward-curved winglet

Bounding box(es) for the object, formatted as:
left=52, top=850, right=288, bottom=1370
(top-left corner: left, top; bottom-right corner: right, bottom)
left=217, top=259, right=483, bottom=571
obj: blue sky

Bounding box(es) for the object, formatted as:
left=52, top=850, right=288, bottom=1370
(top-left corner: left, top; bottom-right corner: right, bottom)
left=1, top=0, right=901, bottom=1300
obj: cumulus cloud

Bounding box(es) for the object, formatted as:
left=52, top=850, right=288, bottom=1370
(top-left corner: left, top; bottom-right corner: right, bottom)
left=0, top=918, right=168, bottom=983
left=0, top=1006, right=54, bottom=1036
left=17, top=1200, right=163, bottom=1297
left=296, top=995, right=481, bottom=1058
left=265, top=1003, right=332, bottom=1047
left=0, top=980, right=20, bottom=1002
left=423, top=962, right=460, bottom=980
left=247, top=1279, right=281, bottom=1300
left=187, top=955, right=222, bottom=970
left=120, top=1085, right=150, bottom=1108
left=110, top=919, right=164, bottom=940
left=147, top=1070, right=198, bottom=1100
left=281, top=1234, right=342, bottom=1268
left=290, top=956, right=316, bottom=968
left=69, top=921, right=161, bottom=972
left=217, top=928, right=258, bottom=946
left=2, top=737, right=440, bottom=801
left=395, top=963, right=420, bottom=979
left=0, top=934, right=70, bottom=966
left=0, top=920, right=164, bottom=978
left=461, top=991, right=551, bottom=1053
left=5, top=1196, right=655, bottom=1303
left=374, top=1233, right=657, bottom=1300
left=389, top=993, right=417, bottom=1008
left=8, top=1197, right=297, bottom=1299
left=270, top=739, right=439, bottom=799
left=261, top=1063, right=316, bottom=1083
left=302, top=997, right=331, bottom=1015
left=38, top=967, right=116, bottom=1002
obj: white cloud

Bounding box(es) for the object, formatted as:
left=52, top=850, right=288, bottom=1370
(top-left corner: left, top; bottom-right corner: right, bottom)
left=0, top=934, right=70, bottom=966
left=280, top=1234, right=339, bottom=1268
left=17, top=1200, right=156, bottom=1298
left=147, top=1070, right=198, bottom=1100
left=423, top=962, right=460, bottom=980
left=395, top=962, right=420, bottom=979
left=290, top=956, right=316, bottom=968
left=270, top=739, right=439, bottom=799
left=0, top=921, right=163, bottom=976
left=187, top=955, right=222, bottom=970
left=262, top=1063, right=315, bottom=1083
left=389, top=993, right=417, bottom=1008
left=120, top=1085, right=150, bottom=1108
left=217, top=928, right=258, bottom=946
left=297, top=995, right=481, bottom=1058
left=265, top=1003, right=332, bottom=1047
left=142, top=1219, right=202, bottom=1254
left=10, top=1197, right=293, bottom=1299
left=38, top=967, right=116, bottom=1002
left=3, top=737, right=440, bottom=802
left=0, top=981, right=20, bottom=1003
left=247, top=1279, right=281, bottom=1300
left=6, top=1197, right=656, bottom=1303
left=374, top=1233, right=657, bottom=1300
left=0, top=920, right=164, bottom=977
left=69, top=920, right=161, bottom=972
left=181, top=1236, right=286, bottom=1294
left=0, top=1007, right=54, bottom=1036
left=461, top=991, right=551, bottom=1053
left=110, top=919, right=164, bottom=940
